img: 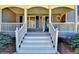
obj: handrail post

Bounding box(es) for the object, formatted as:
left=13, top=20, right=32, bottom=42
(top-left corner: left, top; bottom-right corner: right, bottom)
left=15, top=27, right=19, bottom=53
left=55, top=28, right=58, bottom=52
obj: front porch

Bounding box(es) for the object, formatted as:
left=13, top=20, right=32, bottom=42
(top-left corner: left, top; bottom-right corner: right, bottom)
left=0, top=5, right=78, bottom=54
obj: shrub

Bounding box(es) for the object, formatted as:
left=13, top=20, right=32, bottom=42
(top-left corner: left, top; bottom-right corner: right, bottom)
left=67, top=34, right=79, bottom=48
left=0, top=32, right=12, bottom=48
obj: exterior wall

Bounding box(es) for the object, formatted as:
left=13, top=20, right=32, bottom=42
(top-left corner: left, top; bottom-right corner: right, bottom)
left=16, top=14, right=24, bottom=23
left=2, top=8, right=16, bottom=22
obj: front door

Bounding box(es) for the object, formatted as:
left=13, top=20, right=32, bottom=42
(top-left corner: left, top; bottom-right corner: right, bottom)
left=36, top=16, right=39, bottom=29
left=45, top=16, right=49, bottom=32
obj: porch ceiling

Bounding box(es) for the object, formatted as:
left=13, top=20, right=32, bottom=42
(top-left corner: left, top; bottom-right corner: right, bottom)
left=52, top=7, right=74, bottom=14
left=8, top=7, right=24, bottom=15
left=27, top=7, right=49, bottom=15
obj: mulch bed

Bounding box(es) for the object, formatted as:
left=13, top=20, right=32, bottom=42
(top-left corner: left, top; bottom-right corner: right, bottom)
left=58, top=37, right=76, bottom=54
left=0, top=38, right=16, bottom=54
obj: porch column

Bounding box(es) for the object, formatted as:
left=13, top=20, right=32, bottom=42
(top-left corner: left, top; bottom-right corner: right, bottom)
left=24, top=8, right=27, bottom=33
left=0, top=8, right=2, bottom=32
left=42, top=16, right=45, bottom=32
left=49, top=8, right=52, bottom=24
left=75, top=5, right=78, bottom=32
left=49, top=7, right=52, bottom=33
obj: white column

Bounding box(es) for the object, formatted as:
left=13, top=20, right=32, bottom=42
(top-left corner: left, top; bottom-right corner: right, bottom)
left=42, top=16, right=45, bottom=32
left=75, top=5, right=78, bottom=32
left=24, top=8, right=27, bottom=33
left=49, top=8, right=52, bottom=33
left=49, top=8, right=52, bottom=24
left=0, top=8, right=2, bottom=32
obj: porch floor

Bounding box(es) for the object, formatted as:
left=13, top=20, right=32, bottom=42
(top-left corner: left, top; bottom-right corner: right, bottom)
left=27, top=28, right=49, bottom=32
left=27, top=28, right=43, bottom=32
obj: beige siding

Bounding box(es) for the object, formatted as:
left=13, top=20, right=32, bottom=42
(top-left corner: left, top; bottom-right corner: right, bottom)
left=2, top=8, right=16, bottom=22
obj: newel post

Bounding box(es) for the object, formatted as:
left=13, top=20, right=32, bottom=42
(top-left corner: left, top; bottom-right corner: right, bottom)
left=15, top=28, right=19, bottom=53
left=55, top=28, right=58, bottom=53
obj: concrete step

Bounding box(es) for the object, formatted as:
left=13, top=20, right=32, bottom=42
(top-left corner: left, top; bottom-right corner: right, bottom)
left=27, top=32, right=49, bottom=35
left=26, top=32, right=50, bottom=36
left=21, top=43, right=53, bottom=48
left=23, top=39, right=51, bottom=43
left=22, top=42, right=52, bottom=44
left=24, top=36, right=51, bottom=39
left=18, top=47, right=56, bottom=54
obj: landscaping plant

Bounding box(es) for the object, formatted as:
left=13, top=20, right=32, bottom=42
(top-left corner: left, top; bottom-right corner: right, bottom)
left=67, top=34, right=79, bottom=53
left=0, top=32, right=12, bottom=48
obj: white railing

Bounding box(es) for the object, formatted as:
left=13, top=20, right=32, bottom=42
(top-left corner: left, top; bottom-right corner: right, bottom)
left=1, top=23, right=23, bottom=37
left=52, top=23, right=75, bottom=32
left=15, top=23, right=26, bottom=52
left=1, top=23, right=23, bottom=31
left=49, top=23, right=58, bottom=53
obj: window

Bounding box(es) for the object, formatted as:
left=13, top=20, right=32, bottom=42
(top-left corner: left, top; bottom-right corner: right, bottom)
left=19, top=16, right=23, bottom=23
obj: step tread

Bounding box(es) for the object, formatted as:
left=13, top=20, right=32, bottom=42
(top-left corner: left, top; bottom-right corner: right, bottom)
left=22, top=42, right=52, bottom=44
left=23, top=39, right=52, bottom=43
left=21, top=43, right=53, bottom=47
left=24, top=38, right=50, bottom=40
left=24, top=36, right=51, bottom=39
left=18, top=47, right=56, bottom=54
left=27, top=32, right=49, bottom=34
left=25, top=36, right=50, bottom=37
left=22, top=42, right=52, bottom=45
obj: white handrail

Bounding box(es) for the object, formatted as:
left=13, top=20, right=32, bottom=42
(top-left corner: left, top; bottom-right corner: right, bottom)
left=49, top=23, right=58, bottom=53
left=15, top=23, right=26, bottom=52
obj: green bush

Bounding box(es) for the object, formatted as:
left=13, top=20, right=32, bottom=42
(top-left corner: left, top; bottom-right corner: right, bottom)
left=67, top=34, right=79, bottom=48
left=0, top=32, right=12, bottom=48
